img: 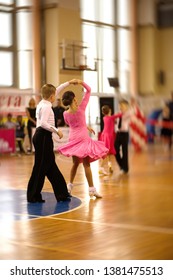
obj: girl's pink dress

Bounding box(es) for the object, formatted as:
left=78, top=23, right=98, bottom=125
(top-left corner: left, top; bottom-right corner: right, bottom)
left=100, top=113, right=122, bottom=155
left=58, top=82, right=108, bottom=162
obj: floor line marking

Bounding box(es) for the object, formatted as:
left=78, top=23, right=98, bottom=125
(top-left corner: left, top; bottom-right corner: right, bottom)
left=46, top=217, right=173, bottom=235
left=0, top=197, right=85, bottom=222
left=0, top=239, right=84, bottom=257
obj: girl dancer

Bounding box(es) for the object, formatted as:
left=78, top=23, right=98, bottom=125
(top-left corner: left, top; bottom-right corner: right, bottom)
left=99, top=105, right=122, bottom=174
left=58, top=79, right=108, bottom=198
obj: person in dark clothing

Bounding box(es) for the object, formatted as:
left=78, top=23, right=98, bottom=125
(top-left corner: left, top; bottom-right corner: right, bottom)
left=114, top=99, right=133, bottom=174
left=26, top=98, right=36, bottom=152
left=53, top=98, right=65, bottom=127
left=15, top=115, right=26, bottom=154
left=166, top=91, right=173, bottom=150
left=161, top=104, right=172, bottom=151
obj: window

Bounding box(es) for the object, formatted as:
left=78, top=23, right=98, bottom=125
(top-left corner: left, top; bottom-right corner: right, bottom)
left=0, top=0, right=33, bottom=89
left=118, top=28, right=131, bottom=93
left=80, top=0, right=116, bottom=94
left=80, top=0, right=132, bottom=127
left=117, top=0, right=131, bottom=26
left=81, top=0, right=115, bottom=25
left=0, top=0, right=13, bottom=4
left=17, top=10, right=33, bottom=89
left=81, top=0, right=132, bottom=95
left=0, top=12, right=12, bottom=47
left=0, top=52, right=13, bottom=86
left=0, top=10, right=13, bottom=87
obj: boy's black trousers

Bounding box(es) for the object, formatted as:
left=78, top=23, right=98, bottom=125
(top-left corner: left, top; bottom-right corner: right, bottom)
left=27, top=127, right=69, bottom=202
left=114, top=131, right=129, bottom=173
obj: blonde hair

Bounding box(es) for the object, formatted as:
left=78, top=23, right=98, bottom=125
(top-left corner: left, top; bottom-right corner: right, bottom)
left=41, top=84, right=56, bottom=99
left=29, top=98, right=36, bottom=107
left=119, top=99, right=129, bottom=106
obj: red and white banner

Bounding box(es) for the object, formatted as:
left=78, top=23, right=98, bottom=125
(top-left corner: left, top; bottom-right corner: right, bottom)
left=0, top=129, right=15, bottom=154
left=130, top=106, right=147, bottom=151
left=0, top=94, right=38, bottom=116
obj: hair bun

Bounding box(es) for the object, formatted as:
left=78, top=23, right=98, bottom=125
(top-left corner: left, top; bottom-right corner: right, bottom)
left=62, top=91, right=75, bottom=106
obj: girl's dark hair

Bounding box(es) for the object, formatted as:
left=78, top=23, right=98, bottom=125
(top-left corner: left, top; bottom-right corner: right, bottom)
left=102, top=105, right=110, bottom=115
left=62, top=91, right=75, bottom=106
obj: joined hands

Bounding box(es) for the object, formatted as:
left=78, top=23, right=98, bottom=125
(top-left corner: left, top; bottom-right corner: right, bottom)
left=69, top=79, right=82, bottom=85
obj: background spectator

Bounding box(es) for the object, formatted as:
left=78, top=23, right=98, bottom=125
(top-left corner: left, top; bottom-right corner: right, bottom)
left=53, top=98, right=65, bottom=127
left=0, top=114, right=5, bottom=128
left=4, top=113, right=16, bottom=129
left=15, top=115, right=26, bottom=154
left=26, top=98, right=36, bottom=152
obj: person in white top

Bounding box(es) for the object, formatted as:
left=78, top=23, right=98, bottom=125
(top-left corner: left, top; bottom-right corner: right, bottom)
left=114, top=99, right=133, bottom=174
left=4, top=113, right=16, bottom=129
left=27, top=80, right=76, bottom=203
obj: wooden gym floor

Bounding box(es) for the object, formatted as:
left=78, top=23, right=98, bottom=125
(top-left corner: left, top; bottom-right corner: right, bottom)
left=0, top=142, right=173, bottom=260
